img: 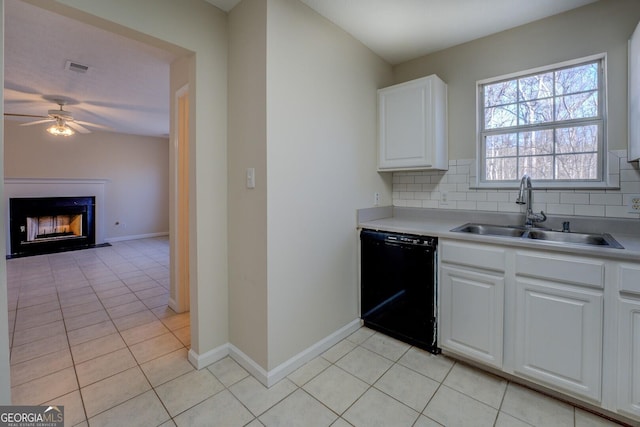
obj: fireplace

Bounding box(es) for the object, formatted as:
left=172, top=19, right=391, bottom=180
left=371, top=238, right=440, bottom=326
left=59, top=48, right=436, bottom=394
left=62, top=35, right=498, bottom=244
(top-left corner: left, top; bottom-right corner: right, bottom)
left=9, top=196, right=96, bottom=257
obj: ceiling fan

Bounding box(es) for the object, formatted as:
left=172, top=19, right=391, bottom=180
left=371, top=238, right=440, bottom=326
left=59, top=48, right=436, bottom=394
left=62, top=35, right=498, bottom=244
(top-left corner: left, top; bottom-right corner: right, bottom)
left=4, top=99, right=108, bottom=136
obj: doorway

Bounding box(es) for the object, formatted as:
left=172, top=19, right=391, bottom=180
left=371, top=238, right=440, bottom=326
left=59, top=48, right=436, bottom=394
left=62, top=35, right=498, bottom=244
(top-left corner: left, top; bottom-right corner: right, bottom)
left=172, top=85, right=190, bottom=313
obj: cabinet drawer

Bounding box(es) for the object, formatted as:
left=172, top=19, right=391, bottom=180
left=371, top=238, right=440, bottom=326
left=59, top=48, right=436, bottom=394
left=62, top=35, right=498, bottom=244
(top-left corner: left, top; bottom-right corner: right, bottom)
left=440, top=240, right=505, bottom=272
left=619, top=264, right=640, bottom=295
left=516, top=251, right=604, bottom=289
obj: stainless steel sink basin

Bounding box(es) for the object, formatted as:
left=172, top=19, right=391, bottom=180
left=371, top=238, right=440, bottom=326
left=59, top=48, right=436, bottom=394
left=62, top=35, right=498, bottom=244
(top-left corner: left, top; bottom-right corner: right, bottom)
left=451, top=223, right=624, bottom=249
left=451, top=223, right=527, bottom=237
left=526, top=229, right=624, bottom=248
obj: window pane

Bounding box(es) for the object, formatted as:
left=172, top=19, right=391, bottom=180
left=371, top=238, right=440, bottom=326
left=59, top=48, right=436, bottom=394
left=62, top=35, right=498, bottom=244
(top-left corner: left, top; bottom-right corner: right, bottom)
left=518, top=98, right=553, bottom=125
left=484, top=80, right=517, bottom=107
left=486, top=134, right=517, bottom=157
left=556, top=92, right=598, bottom=120
left=555, top=62, right=598, bottom=95
left=519, top=156, right=553, bottom=179
left=556, top=125, right=598, bottom=153
left=485, top=104, right=517, bottom=129
left=519, top=130, right=554, bottom=155
left=519, top=72, right=553, bottom=101
left=556, top=153, right=598, bottom=179
left=486, top=157, right=517, bottom=180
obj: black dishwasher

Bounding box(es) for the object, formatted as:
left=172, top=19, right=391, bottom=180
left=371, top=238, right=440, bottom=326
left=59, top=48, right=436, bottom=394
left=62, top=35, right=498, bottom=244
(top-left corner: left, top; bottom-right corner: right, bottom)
left=360, top=229, right=439, bottom=354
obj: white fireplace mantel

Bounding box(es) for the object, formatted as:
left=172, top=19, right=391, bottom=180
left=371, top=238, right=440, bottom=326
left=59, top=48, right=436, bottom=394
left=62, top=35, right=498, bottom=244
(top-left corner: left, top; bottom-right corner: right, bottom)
left=4, top=178, right=109, bottom=254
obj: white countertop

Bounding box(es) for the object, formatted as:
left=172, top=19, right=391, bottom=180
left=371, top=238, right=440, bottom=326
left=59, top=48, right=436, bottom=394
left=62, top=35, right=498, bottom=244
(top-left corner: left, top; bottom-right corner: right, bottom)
left=358, top=206, right=640, bottom=262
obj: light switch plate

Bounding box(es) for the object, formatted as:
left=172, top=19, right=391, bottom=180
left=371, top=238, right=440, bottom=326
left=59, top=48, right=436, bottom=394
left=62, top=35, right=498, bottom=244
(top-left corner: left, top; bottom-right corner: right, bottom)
left=246, top=168, right=255, bottom=189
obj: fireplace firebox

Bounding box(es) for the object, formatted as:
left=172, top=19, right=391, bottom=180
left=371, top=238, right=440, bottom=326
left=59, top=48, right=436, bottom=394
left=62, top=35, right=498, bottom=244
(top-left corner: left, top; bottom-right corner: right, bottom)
left=9, top=196, right=96, bottom=257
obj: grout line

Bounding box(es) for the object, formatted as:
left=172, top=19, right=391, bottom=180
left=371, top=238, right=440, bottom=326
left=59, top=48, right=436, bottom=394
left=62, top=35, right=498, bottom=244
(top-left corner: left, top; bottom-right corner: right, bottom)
left=7, top=238, right=174, bottom=426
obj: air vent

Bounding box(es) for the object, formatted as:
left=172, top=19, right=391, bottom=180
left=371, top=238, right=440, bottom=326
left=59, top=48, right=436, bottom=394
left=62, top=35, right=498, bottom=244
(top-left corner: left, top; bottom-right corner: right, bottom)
left=65, top=60, right=91, bottom=74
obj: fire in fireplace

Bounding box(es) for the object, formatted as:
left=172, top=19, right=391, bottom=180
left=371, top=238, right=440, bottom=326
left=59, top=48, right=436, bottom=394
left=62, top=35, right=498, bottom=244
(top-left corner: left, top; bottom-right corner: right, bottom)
left=9, top=196, right=96, bottom=257
left=27, top=214, right=83, bottom=242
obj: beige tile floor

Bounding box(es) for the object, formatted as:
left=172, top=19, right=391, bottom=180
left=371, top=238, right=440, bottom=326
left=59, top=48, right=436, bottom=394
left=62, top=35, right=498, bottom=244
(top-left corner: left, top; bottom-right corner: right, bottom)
left=6, top=237, right=627, bottom=426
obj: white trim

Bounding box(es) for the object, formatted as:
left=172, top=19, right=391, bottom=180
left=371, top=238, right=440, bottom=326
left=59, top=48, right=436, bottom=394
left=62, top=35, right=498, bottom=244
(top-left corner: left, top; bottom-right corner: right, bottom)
left=104, top=231, right=168, bottom=243
left=228, top=344, right=270, bottom=385
left=476, top=53, right=607, bottom=85
left=230, top=319, right=362, bottom=387
left=188, top=344, right=230, bottom=370
left=4, top=178, right=111, bottom=185
left=186, top=320, right=362, bottom=387
left=262, top=319, right=362, bottom=387
left=168, top=297, right=179, bottom=313
left=475, top=53, right=609, bottom=188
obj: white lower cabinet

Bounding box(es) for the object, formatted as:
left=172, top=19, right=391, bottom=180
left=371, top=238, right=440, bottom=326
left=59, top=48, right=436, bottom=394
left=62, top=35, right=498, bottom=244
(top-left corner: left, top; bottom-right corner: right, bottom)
left=617, top=263, right=640, bottom=418
left=440, top=265, right=504, bottom=367
left=437, top=239, right=640, bottom=423
left=439, top=241, right=505, bottom=368
left=513, top=278, right=603, bottom=401
left=513, top=251, right=604, bottom=402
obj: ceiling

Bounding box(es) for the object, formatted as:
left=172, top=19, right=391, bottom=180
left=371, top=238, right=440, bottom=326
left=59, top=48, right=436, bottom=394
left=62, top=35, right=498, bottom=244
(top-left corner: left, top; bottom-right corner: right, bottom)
left=3, top=1, right=177, bottom=137
left=210, top=0, right=598, bottom=64
left=4, top=0, right=597, bottom=137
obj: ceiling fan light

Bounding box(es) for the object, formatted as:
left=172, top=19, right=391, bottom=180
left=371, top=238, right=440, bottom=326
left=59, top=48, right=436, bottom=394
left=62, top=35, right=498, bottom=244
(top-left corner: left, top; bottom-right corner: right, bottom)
left=47, top=123, right=75, bottom=136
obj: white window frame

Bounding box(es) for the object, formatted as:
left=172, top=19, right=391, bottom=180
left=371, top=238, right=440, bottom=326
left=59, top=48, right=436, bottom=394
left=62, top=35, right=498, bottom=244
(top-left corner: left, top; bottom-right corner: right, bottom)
left=475, top=53, right=613, bottom=189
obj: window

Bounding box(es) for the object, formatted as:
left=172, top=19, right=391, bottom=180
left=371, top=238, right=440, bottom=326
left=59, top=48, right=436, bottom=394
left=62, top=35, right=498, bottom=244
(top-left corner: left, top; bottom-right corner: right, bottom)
left=477, top=55, right=606, bottom=187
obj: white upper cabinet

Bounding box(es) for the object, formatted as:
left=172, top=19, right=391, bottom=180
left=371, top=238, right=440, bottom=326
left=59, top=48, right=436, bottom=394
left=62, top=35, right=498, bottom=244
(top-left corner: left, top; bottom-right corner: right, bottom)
left=378, top=75, right=448, bottom=171
left=629, top=20, right=640, bottom=162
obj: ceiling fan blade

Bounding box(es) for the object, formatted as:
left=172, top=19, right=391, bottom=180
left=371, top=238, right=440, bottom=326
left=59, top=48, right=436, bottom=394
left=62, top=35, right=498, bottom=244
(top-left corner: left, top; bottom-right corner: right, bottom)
left=83, top=100, right=167, bottom=114
left=20, top=119, right=54, bottom=126
left=66, top=121, right=91, bottom=134
left=4, top=113, right=48, bottom=119
left=74, top=120, right=110, bottom=130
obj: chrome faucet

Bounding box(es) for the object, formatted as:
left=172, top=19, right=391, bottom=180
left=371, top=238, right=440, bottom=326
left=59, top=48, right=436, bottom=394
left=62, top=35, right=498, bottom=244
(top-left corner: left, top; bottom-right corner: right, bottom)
left=516, top=174, right=547, bottom=228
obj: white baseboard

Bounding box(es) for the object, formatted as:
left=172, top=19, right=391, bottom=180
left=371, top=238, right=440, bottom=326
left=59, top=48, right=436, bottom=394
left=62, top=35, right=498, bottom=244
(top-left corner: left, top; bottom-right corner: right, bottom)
left=230, top=318, right=362, bottom=387
left=228, top=344, right=270, bottom=385
left=188, top=344, right=230, bottom=370
left=105, top=231, right=169, bottom=243
left=187, top=319, right=362, bottom=387
left=168, top=298, right=190, bottom=314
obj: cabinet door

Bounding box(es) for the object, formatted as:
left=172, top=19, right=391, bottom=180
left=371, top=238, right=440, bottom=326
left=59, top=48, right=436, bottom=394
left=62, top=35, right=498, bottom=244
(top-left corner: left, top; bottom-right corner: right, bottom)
left=440, top=264, right=504, bottom=368
left=514, top=278, right=603, bottom=402
left=629, top=20, right=640, bottom=161
left=378, top=75, right=447, bottom=170
left=617, top=299, right=640, bottom=417
left=617, top=264, right=640, bottom=417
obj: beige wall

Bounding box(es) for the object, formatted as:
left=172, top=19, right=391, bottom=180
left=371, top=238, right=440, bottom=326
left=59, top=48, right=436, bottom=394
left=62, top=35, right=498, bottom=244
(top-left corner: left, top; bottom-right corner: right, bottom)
left=228, top=0, right=269, bottom=368
left=228, top=0, right=393, bottom=372
left=394, top=0, right=640, bottom=160
left=4, top=121, right=169, bottom=239
left=265, top=0, right=392, bottom=369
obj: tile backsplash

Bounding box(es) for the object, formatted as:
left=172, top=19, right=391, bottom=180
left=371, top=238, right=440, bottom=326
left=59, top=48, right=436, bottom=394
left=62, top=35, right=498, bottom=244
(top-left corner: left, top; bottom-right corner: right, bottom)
left=392, top=150, right=640, bottom=219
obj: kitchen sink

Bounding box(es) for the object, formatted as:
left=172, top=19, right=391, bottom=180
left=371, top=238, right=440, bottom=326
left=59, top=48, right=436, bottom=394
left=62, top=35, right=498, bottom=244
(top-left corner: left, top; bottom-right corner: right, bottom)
left=451, top=223, right=624, bottom=249
left=452, top=223, right=527, bottom=237
left=526, top=229, right=624, bottom=248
